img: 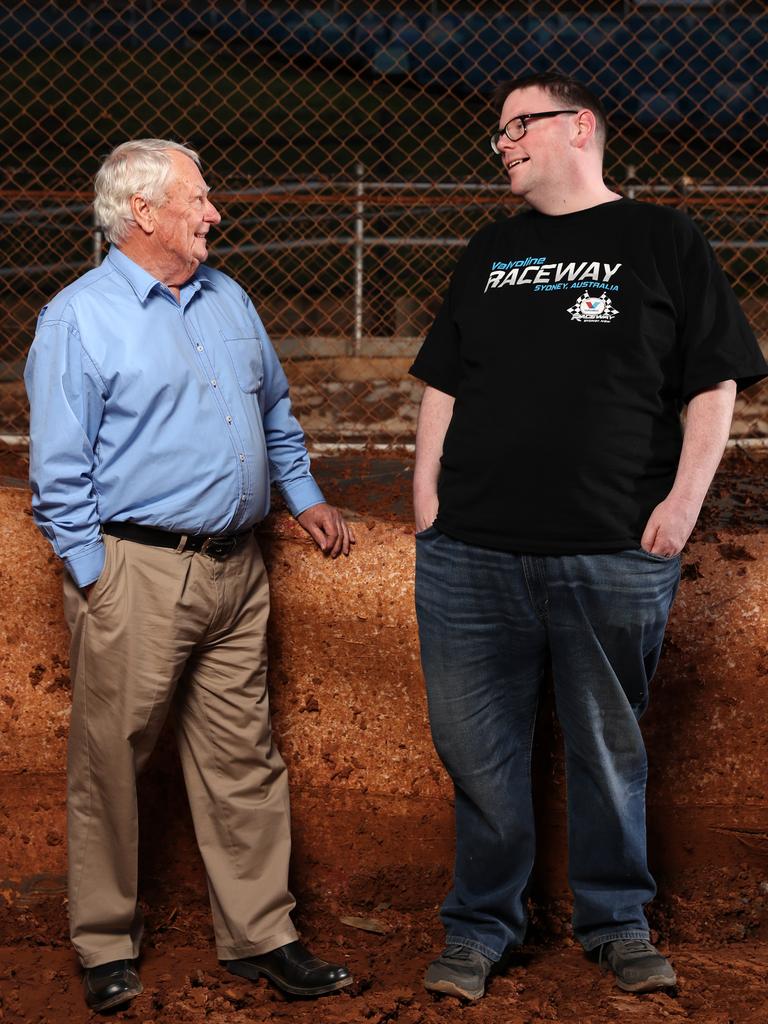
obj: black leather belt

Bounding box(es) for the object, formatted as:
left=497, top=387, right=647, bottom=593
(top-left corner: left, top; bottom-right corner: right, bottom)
left=102, top=522, right=252, bottom=559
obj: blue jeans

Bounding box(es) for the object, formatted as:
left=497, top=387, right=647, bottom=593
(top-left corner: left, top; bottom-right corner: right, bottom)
left=414, top=527, right=681, bottom=960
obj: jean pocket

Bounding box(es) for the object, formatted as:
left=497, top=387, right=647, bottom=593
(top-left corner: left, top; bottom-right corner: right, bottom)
left=222, top=333, right=264, bottom=393
left=415, top=524, right=439, bottom=540
left=637, top=547, right=680, bottom=563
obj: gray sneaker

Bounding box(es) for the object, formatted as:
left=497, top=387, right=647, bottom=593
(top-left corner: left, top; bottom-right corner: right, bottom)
left=424, top=945, right=493, bottom=1001
left=600, top=939, right=677, bottom=993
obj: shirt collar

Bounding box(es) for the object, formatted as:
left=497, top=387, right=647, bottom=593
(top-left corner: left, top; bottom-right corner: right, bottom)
left=106, top=246, right=213, bottom=304
left=106, top=247, right=165, bottom=302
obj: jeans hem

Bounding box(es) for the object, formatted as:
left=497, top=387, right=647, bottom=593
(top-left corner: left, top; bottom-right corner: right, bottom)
left=445, top=934, right=506, bottom=963
left=580, top=928, right=651, bottom=953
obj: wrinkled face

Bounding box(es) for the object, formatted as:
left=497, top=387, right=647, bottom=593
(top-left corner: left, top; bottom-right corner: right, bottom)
left=151, top=151, right=221, bottom=279
left=496, top=85, right=578, bottom=200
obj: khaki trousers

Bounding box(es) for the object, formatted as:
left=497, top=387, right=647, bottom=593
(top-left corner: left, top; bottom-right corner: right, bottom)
left=63, top=532, right=298, bottom=967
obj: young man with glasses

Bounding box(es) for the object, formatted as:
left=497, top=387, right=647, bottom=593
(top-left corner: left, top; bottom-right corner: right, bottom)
left=410, top=72, right=767, bottom=1002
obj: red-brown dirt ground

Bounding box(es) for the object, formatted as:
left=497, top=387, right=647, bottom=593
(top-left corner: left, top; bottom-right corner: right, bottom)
left=3, top=867, right=768, bottom=1023
left=1, top=448, right=767, bottom=1023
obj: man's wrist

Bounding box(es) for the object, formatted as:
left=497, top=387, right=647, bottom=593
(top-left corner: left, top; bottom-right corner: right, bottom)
left=413, top=479, right=439, bottom=502
left=64, top=540, right=106, bottom=589
left=665, top=488, right=704, bottom=515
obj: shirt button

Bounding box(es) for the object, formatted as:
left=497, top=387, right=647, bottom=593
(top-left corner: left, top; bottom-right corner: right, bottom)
left=211, top=378, right=217, bottom=387
left=226, top=416, right=232, bottom=424
left=197, top=344, right=203, bottom=352
left=239, top=453, right=245, bottom=461
left=241, top=494, right=246, bottom=502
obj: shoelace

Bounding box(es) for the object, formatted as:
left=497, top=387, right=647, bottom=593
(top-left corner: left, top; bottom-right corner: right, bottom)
left=598, top=939, right=654, bottom=970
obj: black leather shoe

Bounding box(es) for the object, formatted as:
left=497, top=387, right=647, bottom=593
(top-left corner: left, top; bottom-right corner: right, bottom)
left=225, top=940, right=353, bottom=997
left=83, top=959, right=143, bottom=1012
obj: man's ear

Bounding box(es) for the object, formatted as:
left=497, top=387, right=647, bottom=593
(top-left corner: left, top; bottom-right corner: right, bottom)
left=130, top=193, right=155, bottom=235
left=572, top=109, right=597, bottom=150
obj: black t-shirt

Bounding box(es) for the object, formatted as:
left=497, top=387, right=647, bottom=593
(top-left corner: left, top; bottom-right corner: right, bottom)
left=410, top=198, right=767, bottom=554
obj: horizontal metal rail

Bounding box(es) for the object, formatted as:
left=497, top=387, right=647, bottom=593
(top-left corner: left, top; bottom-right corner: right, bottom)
left=3, top=435, right=767, bottom=452
left=2, top=236, right=765, bottom=279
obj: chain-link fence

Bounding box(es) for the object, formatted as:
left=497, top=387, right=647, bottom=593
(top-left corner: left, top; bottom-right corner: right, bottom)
left=2, top=1, right=767, bottom=456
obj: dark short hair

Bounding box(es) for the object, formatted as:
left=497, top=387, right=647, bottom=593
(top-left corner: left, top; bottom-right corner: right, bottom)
left=493, top=72, right=608, bottom=145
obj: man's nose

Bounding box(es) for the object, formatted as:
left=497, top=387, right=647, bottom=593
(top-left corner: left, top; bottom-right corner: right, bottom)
left=205, top=198, right=221, bottom=224
left=496, top=132, right=516, bottom=155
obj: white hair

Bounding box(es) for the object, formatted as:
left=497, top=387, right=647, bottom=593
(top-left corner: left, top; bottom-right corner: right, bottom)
left=93, top=139, right=201, bottom=244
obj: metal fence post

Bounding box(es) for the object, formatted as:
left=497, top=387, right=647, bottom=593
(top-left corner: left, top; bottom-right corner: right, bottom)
left=624, top=163, right=639, bottom=200
left=353, top=161, right=364, bottom=356
left=93, top=209, right=103, bottom=268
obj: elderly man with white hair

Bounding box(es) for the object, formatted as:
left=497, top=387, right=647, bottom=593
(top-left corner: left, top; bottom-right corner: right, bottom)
left=25, top=139, right=355, bottom=1012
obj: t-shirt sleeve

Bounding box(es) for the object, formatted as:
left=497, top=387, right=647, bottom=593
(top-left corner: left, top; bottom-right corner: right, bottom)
left=409, top=247, right=468, bottom=397
left=677, top=217, right=768, bottom=402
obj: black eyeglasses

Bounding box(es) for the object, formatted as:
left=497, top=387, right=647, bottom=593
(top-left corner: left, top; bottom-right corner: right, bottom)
left=490, top=110, right=579, bottom=154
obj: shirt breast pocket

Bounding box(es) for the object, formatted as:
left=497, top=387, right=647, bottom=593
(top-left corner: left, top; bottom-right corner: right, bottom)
left=221, top=332, right=264, bottom=393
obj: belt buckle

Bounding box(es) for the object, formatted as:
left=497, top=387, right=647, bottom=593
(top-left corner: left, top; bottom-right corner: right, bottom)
left=201, top=534, right=237, bottom=560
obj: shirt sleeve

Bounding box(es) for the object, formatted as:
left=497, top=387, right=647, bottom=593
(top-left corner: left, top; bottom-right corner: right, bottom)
left=676, top=218, right=768, bottom=403
left=243, top=294, right=326, bottom=517
left=408, top=246, right=469, bottom=397
left=24, top=313, right=108, bottom=587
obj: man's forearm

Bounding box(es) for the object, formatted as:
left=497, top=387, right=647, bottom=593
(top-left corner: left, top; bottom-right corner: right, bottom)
left=671, top=380, right=737, bottom=508
left=25, top=323, right=106, bottom=588
left=414, top=385, right=455, bottom=530
left=641, top=379, right=736, bottom=555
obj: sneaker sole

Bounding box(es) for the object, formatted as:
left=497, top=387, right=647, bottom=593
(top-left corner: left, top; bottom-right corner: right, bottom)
left=226, top=961, right=354, bottom=997
left=88, top=980, right=143, bottom=1012
left=615, top=974, right=677, bottom=994
left=424, top=977, right=485, bottom=1002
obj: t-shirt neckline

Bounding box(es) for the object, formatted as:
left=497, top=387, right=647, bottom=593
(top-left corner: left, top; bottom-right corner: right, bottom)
left=527, top=196, right=631, bottom=221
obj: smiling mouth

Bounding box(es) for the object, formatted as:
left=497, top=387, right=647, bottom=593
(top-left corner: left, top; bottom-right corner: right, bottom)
left=506, top=157, right=529, bottom=170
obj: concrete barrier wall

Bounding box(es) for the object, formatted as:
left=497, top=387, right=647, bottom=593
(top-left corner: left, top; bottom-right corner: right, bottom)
left=1, top=484, right=767, bottom=940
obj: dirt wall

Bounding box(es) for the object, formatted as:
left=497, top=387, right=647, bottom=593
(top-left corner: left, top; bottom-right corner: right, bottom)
left=1, top=476, right=767, bottom=949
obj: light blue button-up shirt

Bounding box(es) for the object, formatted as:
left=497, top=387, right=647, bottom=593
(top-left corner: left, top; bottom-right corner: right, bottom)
left=24, top=247, right=325, bottom=587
